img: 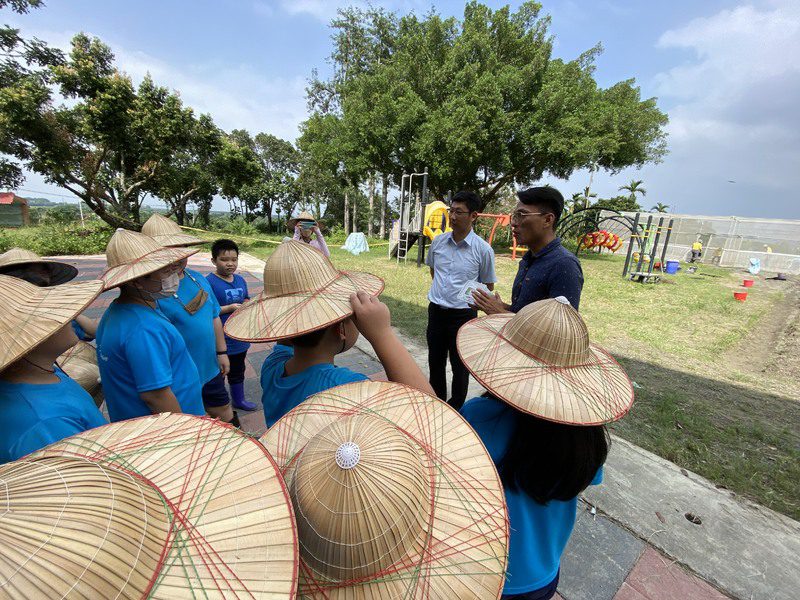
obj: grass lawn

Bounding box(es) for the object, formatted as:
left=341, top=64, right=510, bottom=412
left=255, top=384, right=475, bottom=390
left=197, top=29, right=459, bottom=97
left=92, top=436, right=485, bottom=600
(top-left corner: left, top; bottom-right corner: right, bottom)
left=141, top=230, right=800, bottom=520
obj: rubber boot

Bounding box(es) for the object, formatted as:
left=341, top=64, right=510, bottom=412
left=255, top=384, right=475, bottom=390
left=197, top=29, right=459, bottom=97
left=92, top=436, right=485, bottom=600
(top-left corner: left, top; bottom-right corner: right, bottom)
left=231, top=382, right=257, bottom=411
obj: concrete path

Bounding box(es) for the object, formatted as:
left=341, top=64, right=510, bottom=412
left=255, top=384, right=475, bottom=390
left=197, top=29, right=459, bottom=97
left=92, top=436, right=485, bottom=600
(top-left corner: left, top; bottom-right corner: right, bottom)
left=63, top=251, right=798, bottom=599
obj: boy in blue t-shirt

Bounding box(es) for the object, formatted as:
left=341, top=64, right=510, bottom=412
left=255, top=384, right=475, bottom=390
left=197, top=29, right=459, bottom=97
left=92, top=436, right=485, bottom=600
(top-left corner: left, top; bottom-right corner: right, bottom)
left=206, top=239, right=256, bottom=412
left=222, top=240, right=433, bottom=427
left=0, top=275, right=107, bottom=464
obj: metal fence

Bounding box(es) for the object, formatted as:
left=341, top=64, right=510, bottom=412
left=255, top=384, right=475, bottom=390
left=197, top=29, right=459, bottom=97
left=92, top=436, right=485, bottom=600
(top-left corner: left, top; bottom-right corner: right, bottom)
left=602, top=211, right=800, bottom=274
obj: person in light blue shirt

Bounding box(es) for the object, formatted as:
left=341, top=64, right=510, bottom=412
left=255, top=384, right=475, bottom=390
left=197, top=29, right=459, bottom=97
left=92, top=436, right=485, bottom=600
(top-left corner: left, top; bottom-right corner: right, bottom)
left=425, top=190, right=496, bottom=410
left=95, top=228, right=205, bottom=422
left=0, top=274, right=107, bottom=464
left=260, top=344, right=367, bottom=427
left=456, top=298, right=634, bottom=599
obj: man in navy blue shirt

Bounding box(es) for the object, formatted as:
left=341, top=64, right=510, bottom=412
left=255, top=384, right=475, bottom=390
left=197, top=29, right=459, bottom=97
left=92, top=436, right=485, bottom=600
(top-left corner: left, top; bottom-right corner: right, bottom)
left=472, top=186, right=583, bottom=313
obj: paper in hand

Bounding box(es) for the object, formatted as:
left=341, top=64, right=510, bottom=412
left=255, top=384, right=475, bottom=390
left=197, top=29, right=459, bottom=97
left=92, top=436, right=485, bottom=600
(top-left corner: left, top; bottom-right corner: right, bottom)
left=459, top=280, right=490, bottom=305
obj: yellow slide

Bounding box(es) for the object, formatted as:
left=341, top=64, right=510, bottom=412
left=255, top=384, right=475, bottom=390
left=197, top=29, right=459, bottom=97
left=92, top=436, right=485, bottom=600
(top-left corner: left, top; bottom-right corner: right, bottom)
left=422, top=201, right=452, bottom=241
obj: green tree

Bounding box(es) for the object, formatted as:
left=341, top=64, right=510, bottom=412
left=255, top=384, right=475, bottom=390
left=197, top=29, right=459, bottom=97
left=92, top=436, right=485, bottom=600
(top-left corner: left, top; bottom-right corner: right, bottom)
left=651, top=202, right=669, bottom=213
left=619, top=179, right=647, bottom=206
left=1, top=32, right=200, bottom=228
left=594, top=195, right=641, bottom=212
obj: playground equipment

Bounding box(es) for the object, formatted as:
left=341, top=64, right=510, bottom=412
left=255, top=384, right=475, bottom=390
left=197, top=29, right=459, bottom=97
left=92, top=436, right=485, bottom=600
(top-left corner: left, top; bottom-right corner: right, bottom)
left=389, top=169, right=428, bottom=264
left=422, top=201, right=452, bottom=241
left=557, top=208, right=675, bottom=281
left=580, top=230, right=624, bottom=253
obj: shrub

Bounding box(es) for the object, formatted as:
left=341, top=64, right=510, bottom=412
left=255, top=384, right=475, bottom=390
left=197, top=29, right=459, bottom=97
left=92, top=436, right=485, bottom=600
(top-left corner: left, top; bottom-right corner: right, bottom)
left=0, top=222, right=113, bottom=256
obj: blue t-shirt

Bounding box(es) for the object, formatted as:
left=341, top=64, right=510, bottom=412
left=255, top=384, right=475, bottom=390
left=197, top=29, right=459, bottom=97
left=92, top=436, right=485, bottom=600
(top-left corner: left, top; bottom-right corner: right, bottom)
left=461, top=396, right=603, bottom=595
left=157, top=268, right=221, bottom=385
left=206, top=272, right=251, bottom=356
left=0, top=367, right=107, bottom=464
left=71, top=319, right=93, bottom=341
left=260, top=344, right=368, bottom=427
left=96, top=301, right=205, bottom=422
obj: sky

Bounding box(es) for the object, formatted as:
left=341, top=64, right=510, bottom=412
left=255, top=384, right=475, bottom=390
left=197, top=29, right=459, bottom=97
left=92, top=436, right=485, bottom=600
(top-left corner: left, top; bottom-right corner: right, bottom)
left=5, top=0, right=800, bottom=219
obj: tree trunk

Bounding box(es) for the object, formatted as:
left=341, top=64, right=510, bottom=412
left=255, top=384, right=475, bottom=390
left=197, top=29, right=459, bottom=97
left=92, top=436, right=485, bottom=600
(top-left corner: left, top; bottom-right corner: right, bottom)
left=368, top=172, right=375, bottom=238
left=344, top=191, right=350, bottom=236
left=380, top=174, right=388, bottom=239
left=314, top=197, right=321, bottom=221
left=352, top=193, right=357, bottom=233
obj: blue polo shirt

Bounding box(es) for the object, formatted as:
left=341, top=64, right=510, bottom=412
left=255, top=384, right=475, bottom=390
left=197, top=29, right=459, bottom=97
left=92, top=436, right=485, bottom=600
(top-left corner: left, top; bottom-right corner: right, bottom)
left=426, top=230, right=496, bottom=309
left=260, top=344, right=368, bottom=427
left=511, top=238, right=583, bottom=312
left=96, top=301, right=205, bottom=422
left=206, top=272, right=251, bottom=356
left=461, top=395, right=603, bottom=595
left=0, top=367, right=107, bottom=464
left=158, top=268, right=221, bottom=385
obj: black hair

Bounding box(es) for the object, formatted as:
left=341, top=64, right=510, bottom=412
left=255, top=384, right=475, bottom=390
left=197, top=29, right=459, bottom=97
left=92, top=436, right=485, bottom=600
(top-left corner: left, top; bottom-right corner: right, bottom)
left=489, top=392, right=609, bottom=504
left=451, top=190, right=483, bottom=213
left=288, top=325, right=330, bottom=348
left=211, top=239, right=239, bottom=259
left=517, top=186, right=565, bottom=228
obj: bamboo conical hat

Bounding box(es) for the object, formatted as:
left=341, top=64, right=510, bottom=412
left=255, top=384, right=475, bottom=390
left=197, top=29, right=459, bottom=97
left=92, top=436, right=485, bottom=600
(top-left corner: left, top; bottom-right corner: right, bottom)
left=224, top=240, right=384, bottom=342
left=58, top=341, right=103, bottom=408
left=0, top=456, right=173, bottom=598
left=100, top=228, right=198, bottom=290
left=0, top=275, right=104, bottom=372
left=0, top=247, right=78, bottom=285
left=261, top=381, right=509, bottom=599
left=457, top=297, right=634, bottom=425
left=32, top=413, right=299, bottom=598
left=141, top=213, right=204, bottom=247
left=287, top=211, right=318, bottom=230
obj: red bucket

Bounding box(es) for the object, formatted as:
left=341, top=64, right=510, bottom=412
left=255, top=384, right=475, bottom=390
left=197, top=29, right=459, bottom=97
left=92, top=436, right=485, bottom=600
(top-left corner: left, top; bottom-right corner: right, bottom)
left=742, top=279, right=754, bottom=287
left=733, top=290, right=748, bottom=301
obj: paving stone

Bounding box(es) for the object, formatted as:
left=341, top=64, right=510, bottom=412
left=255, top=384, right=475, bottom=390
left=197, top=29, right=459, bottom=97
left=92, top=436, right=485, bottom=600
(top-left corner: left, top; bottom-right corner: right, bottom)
left=612, top=583, right=648, bottom=600
left=620, top=548, right=730, bottom=600
left=559, top=507, right=645, bottom=600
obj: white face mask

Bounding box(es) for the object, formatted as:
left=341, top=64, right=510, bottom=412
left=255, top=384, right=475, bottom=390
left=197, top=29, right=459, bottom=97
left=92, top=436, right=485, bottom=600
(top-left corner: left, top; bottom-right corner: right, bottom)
left=141, top=272, right=180, bottom=300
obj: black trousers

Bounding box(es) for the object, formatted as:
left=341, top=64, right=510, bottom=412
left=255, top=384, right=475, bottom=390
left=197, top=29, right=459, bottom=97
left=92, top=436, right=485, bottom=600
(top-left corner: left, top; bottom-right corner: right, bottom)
left=427, top=303, right=477, bottom=410
left=227, top=351, right=247, bottom=385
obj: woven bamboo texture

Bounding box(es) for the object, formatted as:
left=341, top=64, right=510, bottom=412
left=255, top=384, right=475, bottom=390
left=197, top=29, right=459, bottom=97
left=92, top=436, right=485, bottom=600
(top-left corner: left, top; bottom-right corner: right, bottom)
left=0, top=275, right=104, bottom=371
left=224, top=241, right=384, bottom=342
left=142, top=214, right=204, bottom=247
left=261, top=381, right=509, bottom=599
left=457, top=297, right=634, bottom=425
left=0, top=456, right=173, bottom=599
left=31, top=413, right=299, bottom=599
left=58, top=341, right=104, bottom=408
left=0, top=247, right=78, bottom=285
left=101, top=229, right=198, bottom=290
left=287, top=211, right=317, bottom=230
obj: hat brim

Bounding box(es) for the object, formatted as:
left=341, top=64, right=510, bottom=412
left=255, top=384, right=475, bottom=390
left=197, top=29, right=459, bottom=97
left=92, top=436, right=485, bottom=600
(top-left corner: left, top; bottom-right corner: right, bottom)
left=32, top=413, right=299, bottom=599
left=224, top=270, right=385, bottom=342
left=457, top=314, right=634, bottom=425
left=287, top=218, right=319, bottom=230
left=58, top=341, right=103, bottom=406
left=0, top=258, right=78, bottom=285
left=101, top=246, right=198, bottom=290
left=150, top=232, right=206, bottom=247
left=0, top=278, right=104, bottom=372
left=260, top=381, right=508, bottom=599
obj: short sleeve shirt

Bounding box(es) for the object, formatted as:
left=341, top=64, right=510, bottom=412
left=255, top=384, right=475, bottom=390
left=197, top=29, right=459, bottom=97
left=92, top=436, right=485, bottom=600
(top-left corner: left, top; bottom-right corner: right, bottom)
left=96, top=301, right=205, bottom=422
left=158, top=268, right=221, bottom=385
left=0, top=367, right=107, bottom=464
left=426, top=230, right=497, bottom=309
left=207, top=272, right=251, bottom=356
left=511, top=238, right=583, bottom=312
left=461, top=396, right=603, bottom=595
left=260, top=344, right=368, bottom=427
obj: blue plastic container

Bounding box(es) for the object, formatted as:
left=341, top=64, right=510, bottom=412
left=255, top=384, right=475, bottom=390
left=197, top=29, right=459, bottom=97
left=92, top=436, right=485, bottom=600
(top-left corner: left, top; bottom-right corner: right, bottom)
left=665, top=260, right=680, bottom=274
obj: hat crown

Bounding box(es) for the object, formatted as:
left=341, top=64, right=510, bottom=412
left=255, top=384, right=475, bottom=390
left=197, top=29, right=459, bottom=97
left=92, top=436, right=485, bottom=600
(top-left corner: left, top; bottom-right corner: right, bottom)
left=263, top=240, right=338, bottom=297
left=105, top=229, right=163, bottom=268
left=502, top=297, right=591, bottom=366
left=0, top=247, right=41, bottom=266
left=291, top=414, right=430, bottom=580
left=141, top=213, right=182, bottom=237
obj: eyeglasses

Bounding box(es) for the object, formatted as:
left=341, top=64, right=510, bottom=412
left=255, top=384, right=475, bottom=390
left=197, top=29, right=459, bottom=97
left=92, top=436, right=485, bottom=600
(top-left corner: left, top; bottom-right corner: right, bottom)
left=448, top=208, right=472, bottom=216
left=511, top=210, right=546, bottom=222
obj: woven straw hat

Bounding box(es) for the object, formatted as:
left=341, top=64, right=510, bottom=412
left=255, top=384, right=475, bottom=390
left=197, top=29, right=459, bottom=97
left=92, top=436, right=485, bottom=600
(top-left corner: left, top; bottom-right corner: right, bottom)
left=287, top=210, right=318, bottom=230
left=101, top=228, right=198, bottom=290
left=224, top=240, right=384, bottom=342
left=58, top=340, right=104, bottom=408
left=0, top=275, right=104, bottom=372
left=0, top=456, right=173, bottom=598
left=32, top=413, right=299, bottom=598
left=457, top=297, right=634, bottom=425
left=0, top=247, right=78, bottom=285
left=141, top=213, right=204, bottom=247
left=261, top=381, right=509, bottom=599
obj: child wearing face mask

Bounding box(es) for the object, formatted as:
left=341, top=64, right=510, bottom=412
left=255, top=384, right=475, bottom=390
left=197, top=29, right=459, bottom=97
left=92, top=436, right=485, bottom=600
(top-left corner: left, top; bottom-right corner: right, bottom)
left=94, top=229, right=205, bottom=422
